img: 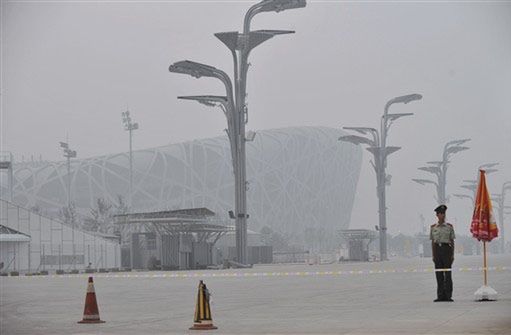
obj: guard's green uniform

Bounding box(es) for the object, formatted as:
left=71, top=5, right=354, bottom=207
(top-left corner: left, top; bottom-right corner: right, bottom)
left=430, top=222, right=455, bottom=300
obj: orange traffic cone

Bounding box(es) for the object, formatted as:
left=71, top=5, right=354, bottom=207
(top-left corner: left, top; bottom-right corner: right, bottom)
left=78, top=276, right=105, bottom=324
left=189, top=280, right=217, bottom=330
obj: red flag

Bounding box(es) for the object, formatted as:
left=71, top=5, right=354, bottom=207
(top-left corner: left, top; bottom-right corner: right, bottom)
left=470, top=170, right=499, bottom=241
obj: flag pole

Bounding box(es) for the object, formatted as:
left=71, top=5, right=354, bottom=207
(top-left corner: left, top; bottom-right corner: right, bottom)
left=483, top=241, right=487, bottom=286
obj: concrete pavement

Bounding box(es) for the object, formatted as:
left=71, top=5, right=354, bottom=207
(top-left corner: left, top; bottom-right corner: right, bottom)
left=1, top=254, right=510, bottom=334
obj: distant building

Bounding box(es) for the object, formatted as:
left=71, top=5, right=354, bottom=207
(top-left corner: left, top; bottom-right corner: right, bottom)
left=5, top=126, right=362, bottom=244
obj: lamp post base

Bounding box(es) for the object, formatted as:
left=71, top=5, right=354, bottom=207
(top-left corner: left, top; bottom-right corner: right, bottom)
left=474, top=285, right=498, bottom=301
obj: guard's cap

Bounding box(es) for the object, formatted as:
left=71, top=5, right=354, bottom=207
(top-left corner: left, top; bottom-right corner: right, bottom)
left=434, top=205, right=447, bottom=213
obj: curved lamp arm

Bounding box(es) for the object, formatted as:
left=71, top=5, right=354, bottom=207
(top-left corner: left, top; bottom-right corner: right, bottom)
left=169, top=60, right=235, bottom=112
left=244, top=0, right=306, bottom=33
left=343, top=127, right=380, bottom=147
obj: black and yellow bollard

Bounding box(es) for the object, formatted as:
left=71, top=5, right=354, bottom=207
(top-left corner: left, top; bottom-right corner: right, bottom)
left=189, top=280, right=217, bottom=330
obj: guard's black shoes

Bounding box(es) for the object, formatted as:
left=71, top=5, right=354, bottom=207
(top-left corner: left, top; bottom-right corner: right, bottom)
left=434, top=298, right=444, bottom=302
left=445, top=298, right=454, bottom=302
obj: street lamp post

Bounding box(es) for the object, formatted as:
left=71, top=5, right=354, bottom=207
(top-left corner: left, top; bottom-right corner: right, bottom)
left=412, top=139, right=470, bottom=204
left=59, top=141, right=77, bottom=268
left=339, top=93, right=422, bottom=261
left=491, top=181, right=511, bottom=253
left=169, top=0, right=306, bottom=264
left=122, top=110, right=139, bottom=209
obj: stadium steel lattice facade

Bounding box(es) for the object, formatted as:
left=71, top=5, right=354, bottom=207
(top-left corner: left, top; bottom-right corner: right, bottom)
left=6, top=127, right=362, bottom=240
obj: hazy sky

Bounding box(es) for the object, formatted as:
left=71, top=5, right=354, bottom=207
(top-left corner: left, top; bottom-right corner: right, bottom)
left=2, top=0, right=511, bottom=237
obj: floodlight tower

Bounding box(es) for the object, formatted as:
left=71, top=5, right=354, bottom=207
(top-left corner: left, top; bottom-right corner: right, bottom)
left=412, top=139, right=470, bottom=204
left=169, top=0, right=306, bottom=264
left=59, top=141, right=77, bottom=215
left=122, top=110, right=139, bottom=209
left=339, top=93, right=422, bottom=261
left=59, top=141, right=77, bottom=267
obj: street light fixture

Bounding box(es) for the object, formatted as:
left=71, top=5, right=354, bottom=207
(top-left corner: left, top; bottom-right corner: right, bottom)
left=386, top=113, right=414, bottom=120
left=418, top=166, right=441, bottom=175
left=385, top=94, right=423, bottom=106
left=427, top=161, right=444, bottom=166
left=412, top=179, right=438, bottom=187
left=445, top=146, right=470, bottom=155
left=122, top=110, right=139, bottom=209
left=339, top=93, right=422, bottom=261
left=458, top=163, right=500, bottom=199
left=476, top=163, right=499, bottom=177
left=412, top=139, right=471, bottom=205
left=338, top=135, right=376, bottom=147
left=178, top=95, right=229, bottom=107
left=169, top=61, right=235, bottom=103
left=343, top=127, right=379, bottom=144
left=446, top=139, right=470, bottom=147
left=257, top=0, right=306, bottom=13
left=169, top=0, right=306, bottom=264
left=453, top=193, right=474, bottom=202
left=365, top=146, right=402, bottom=161
left=169, top=60, right=219, bottom=78
left=479, top=162, right=499, bottom=169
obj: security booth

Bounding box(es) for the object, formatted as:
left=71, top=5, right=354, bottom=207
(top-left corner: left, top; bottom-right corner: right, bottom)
left=0, top=225, right=30, bottom=273
left=113, top=208, right=233, bottom=270
left=338, top=229, right=378, bottom=262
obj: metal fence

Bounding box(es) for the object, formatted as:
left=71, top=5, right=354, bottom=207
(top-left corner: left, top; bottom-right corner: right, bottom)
left=0, top=199, right=120, bottom=273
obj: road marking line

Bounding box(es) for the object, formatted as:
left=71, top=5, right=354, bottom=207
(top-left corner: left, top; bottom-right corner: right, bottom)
left=10, top=266, right=509, bottom=280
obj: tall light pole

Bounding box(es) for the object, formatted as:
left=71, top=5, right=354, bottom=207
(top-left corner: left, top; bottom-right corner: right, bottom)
left=412, top=139, right=470, bottom=204
left=339, top=93, right=422, bottom=261
left=169, top=0, right=306, bottom=265
left=60, top=141, right=77, bottom=213
left=59, top=141, right=77, bottom=267
left=122, top=110, right=139, bottom=209
left=491, top=181, right=511, bottom=253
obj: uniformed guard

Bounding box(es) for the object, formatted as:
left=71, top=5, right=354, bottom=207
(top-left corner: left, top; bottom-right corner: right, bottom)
left=430, top=204, right=455, bottom=302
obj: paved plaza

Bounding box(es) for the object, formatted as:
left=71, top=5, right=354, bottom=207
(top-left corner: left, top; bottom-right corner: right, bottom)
left=1, top=255, right=510, bottom=334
